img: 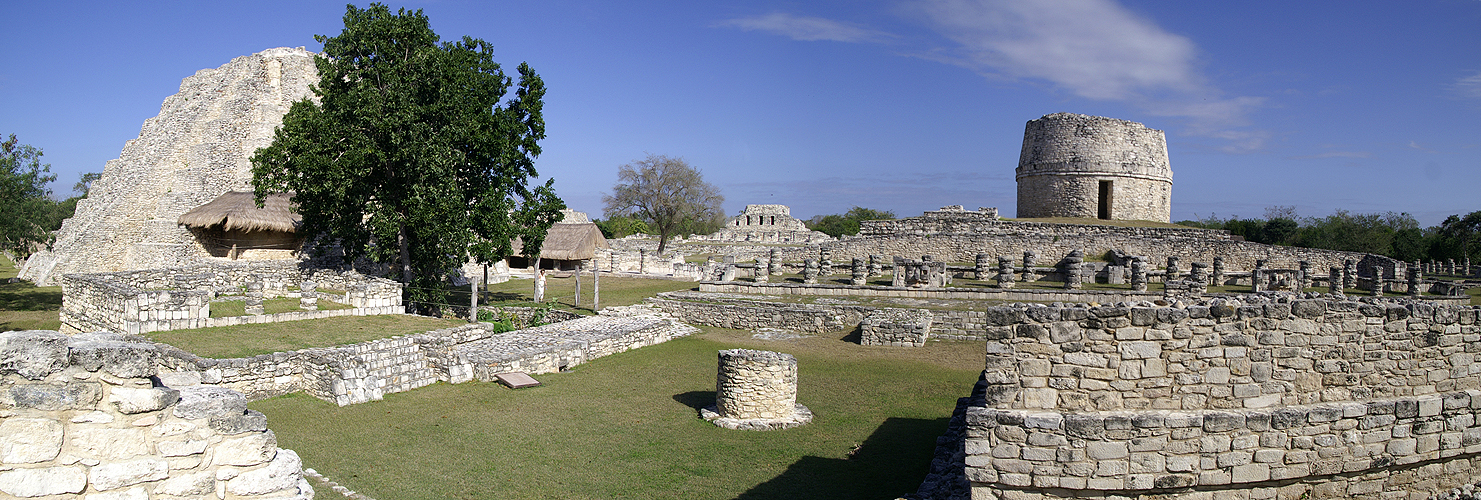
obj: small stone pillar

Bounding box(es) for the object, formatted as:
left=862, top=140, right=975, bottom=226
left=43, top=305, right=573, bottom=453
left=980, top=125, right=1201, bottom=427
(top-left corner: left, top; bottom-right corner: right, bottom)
left=1329, top=267, right=1342, bottom=295
left=1063, top=250, right=1084, bottom=290
left=1022, top=251, right=1037, bottom=282
left=997, top=256, right=1016, bottom=289
left=299, top=280, right=318, bottom=311
left=802, top=259, right=820, bottom=284
left=720, top=264, right=737, bottom=282
left=1371, top=264, right=1384, bottom=296
left=769, top=248, right=783, bottom=276
left=245, top=281, right=265, bottom=316
left=1251, top=260, right=1267, bottom=293
left=638, top=249, right=648, bottom=274
left=850, top=257, right=867, bottom=286
left=701, top=349, right=813, bottom=430
left=1447, top=259, right=1456, bottom=276
left=1189, top=262, right=1209, bottom=294
left=819, top=248, right=833, bottom=276
left=1297, top=261, right=1311, bottom=292
left=1211, top=256, right=1225, bottom=287
left=1409, top=263, right=1422, bottom=296
left=868, top=255, right=883, bottom=278
left=1166, top=256, right=1181, bottom=282
left=1343, top=260, right=1357, bottom=290
left=975, top=254, right=991, bottom=280
left=754, top=258, right=769, bottom=283
left=1130, top=257, right=1147, bottom=292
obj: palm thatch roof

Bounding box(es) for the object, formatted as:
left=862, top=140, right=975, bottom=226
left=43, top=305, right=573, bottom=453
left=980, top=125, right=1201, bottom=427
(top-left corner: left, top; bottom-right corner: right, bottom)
left=177, top=191, right=300, bottom=232
left=515, top=223, right=610, bottom=261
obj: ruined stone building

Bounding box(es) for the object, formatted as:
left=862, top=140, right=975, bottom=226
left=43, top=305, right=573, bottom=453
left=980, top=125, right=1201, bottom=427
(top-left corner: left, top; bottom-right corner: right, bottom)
left=1016, top=113, right=1173, bottom=223
left=694, top=204, right=833, bottom=244
left=21, top=47, right=319, bottom=285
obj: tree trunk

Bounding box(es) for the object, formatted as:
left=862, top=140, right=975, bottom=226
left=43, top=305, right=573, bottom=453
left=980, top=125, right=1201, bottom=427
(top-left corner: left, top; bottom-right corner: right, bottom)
left=657, top=228, right=669, bottom=254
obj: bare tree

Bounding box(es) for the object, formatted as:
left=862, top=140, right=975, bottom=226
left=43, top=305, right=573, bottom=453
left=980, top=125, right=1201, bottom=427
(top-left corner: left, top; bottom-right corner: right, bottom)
left=603, top=154, right=724, bottom=254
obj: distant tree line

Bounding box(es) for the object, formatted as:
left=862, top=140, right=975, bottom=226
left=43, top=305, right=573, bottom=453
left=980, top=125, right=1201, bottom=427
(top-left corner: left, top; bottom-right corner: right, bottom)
left=1178, top=205, right=1481, bottom=264
left=806, top=207, right=896, bottom=238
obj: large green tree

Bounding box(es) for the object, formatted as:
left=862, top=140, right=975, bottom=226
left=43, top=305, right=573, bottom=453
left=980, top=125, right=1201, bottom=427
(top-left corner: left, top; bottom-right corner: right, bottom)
left=806, top=206, right=896, bottom=238
left=1, top=134, right=59, bottom=257
left=603, top=154, right=724, bottom=254
left=252, top=3, right=561, bottom=308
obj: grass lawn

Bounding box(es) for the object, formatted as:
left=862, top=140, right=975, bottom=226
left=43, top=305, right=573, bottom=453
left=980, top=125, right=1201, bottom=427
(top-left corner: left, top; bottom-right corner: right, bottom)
left=250, top=326, right=982, bottom=500
left=209, top=297, right=352, bottom=318
left=144, top=314, right=465, bottom=359
left=475, top=274, right=698, bottom=314
left=0, top=254, right=63, bottom=331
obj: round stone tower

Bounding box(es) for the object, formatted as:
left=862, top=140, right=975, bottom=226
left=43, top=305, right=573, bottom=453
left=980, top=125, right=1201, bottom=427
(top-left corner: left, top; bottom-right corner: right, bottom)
left=1015, top=113, right=1172, bottom=222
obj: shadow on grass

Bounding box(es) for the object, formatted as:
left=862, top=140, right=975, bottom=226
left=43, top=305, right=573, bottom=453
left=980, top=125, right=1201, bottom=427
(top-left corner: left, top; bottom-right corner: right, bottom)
left=672, top=390, right=715, bottom=411
left=733, top=417, right=949, bottom=500
left=0, top=283, right=63, bottom=311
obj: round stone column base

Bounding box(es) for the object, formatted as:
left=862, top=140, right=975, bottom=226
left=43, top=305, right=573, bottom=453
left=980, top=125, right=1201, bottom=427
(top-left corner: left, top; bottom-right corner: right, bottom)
left=700, top=403, right=813, bottom=430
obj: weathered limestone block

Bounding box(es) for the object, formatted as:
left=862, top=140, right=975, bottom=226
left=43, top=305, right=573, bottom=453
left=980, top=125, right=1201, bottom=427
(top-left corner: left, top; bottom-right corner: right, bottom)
left=0, top=466, right=87, bottom=497
left=868, top=254, right=883, bottom=277
left=975, top=254, right=991, bottom=280
left=997, top=256, right=1016, bottom=289
left=108, top=386, right=181, bottom=414
left=225, top=448, right=305, bottom=496
left=802, top=259, right=820, bottom=284
left=753, top=258, right=769, bottom=283
left=851, top=257, right=867, bottom=286
left=0, top=330, right=70, bottom=380
left=703, top=349, right=812, bottom=430
left=88, top=458, right=169, bottom=491
left=300, top=280, right=318, bottom=310
left=0, top=417, right=64, bottom=463
left=861, top=309, right=933, bottom=347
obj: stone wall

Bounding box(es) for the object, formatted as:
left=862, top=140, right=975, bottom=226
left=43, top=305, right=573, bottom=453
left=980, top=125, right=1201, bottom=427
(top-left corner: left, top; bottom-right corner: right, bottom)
left=146, top=306, right=698, bottom=406
left=21, top=48, right=319, bottom=286
left=839, top=210, right=1396, bottom=272
left=58, top=261, right=403, bottom=335
left=861, top=309, right=934, bottom=347
left=1016, top=113, right=1173, bottom=222
left=689, top=204, right=834, bottom=244
left=0, top=330, right=312, bottom=499
left=912, top=296, right=1481, bottom=499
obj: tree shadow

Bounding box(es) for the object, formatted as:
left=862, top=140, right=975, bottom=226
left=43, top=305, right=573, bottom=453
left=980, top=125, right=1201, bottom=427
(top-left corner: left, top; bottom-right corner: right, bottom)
left=732, top=417, right=950, bottom=500
left=0, top=283, right=64, bottom=311
left=672, top=390, right=715, bottom=411
left=837, top=326, right=862, bottom=344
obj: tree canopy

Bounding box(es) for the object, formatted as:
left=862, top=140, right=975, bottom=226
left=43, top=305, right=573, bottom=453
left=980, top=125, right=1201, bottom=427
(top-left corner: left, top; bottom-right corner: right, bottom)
left=807, top=206, right=897, bottom=238
left=1177, top=207, right=1481, bottom=264
left=1, top=134, right=61, bottom=257
left=251, top=3, right=561, bottom=309
left=602, top=154, right=723, bottom=254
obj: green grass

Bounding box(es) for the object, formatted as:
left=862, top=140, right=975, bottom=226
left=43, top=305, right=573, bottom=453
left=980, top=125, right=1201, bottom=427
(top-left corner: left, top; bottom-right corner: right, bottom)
left=474, top=274, right=698, bottom=314
left=208, top=297, right=352, bottom=318
left=0, top=254, right=63, bottom=331
left=250, top=326, right=982, bottom=500
left=144, top=314, right=465, bottom=358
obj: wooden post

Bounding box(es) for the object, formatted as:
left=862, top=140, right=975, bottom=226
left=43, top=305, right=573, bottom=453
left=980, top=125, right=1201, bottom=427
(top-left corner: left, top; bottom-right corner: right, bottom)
left=469, top=280, right=478, bottom=323
left=574, top=262, right=583, bottom=307
left=593, top=262, right=601, bottom=312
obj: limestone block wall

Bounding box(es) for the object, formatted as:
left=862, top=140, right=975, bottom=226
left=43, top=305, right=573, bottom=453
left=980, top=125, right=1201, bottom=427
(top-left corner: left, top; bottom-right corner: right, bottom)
left=839, top=211, right=1394, bottom=272
left=861, top=309, right=934, bottom=347
left=20, top=47, right=319, bottom=286
left=59, top=262, right=403, bottom=335
left=0, top=330, right=311, bottom=499
left=919, top=297, right=1481, bottom=499
left=715, top=349, right=800, bottom=420
left=1016, top=113, right=1173, bottom=222
left=647, top=292, right=868, bottom=333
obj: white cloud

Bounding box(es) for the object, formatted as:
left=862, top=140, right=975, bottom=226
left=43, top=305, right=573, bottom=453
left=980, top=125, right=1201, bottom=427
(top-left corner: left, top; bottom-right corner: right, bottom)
left=914, top=0, right=1264, bottom=139
left=1454, top=71, right=1481, bottom=101
left=716, top=13, right=895, bottom=43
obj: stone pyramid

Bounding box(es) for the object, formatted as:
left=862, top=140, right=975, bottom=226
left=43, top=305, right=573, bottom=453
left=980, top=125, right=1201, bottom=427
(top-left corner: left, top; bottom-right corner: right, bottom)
left=21, top=47, right=319, bottom=285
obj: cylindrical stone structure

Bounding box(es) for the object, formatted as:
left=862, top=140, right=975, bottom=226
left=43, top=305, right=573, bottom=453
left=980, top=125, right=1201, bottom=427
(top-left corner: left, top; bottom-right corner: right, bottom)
left=1189, top=262, right=1208, bottom=293
left=299, top=280, right=318, bottom=311
left=1344, top=260, right=1357, bottom=290
left=754, top=258, right=769, bottom=283
left=802, top=259, right=819, bottom=284
left=244, top=281, right=265, bottom=316
left=1330, top=267, right=1342, bottom=295
left=819, top=248, right=833, bottom=276
left=851, top=257, right=867, bottom=286
left=1130, top=257, right=1147, bottom=292
left=868, top=255, right=883, bottom=278
left=704, top=349, right=812, bottom=430
left=1022, top=251, right=1037, bottom=282
left=1409, top=263, right=1422, bottom=296
left=1064, top=250, right=1084, bottom=290
left=1297, top=261, right=1311, bottom=292
left=1371, top=264, right=1384, bottom=296
left=975, top=253, right=991, bottom=280
left=1165, top=256, right=1181, bottom=282
left=997, top=256, right=1016, bottom=289
left=768, top=249, right=783, bottom=276
left=1211, top=256, right=1225, bottom=287
left=1016, top=113, right=1173, bottom=222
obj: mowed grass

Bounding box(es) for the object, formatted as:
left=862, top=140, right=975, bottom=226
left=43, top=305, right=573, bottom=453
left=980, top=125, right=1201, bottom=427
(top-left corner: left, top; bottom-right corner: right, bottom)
left=209, top=297, right=352, bottom=318
left=250, top=326, right=983, bottom=500
left=475, top=273, right=698, bottom=314
left=144, top=314, right=465, bottom=359
left=0, top=254, right=63, bottom=332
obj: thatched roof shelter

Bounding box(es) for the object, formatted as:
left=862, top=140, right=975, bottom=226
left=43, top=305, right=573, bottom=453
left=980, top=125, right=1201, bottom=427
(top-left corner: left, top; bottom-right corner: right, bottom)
left=178, top=191, right=300, bottom=232
left=515, top=223, right=609, bottom=261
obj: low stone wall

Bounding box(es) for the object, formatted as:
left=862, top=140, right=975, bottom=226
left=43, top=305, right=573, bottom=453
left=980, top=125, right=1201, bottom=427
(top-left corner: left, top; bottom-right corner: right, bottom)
left=149, top=306, right=698, bottom=406
left=647, top=292, right=869, bottom=334
left=912, top=296, right=1481, bottom=499
left=700, top=281, right=1162, bottom=304
left=59, top=261, right=403, bottom=335
left=0, top=330, right=312, bottom=499
left=861, top=309, right=933, bottom=347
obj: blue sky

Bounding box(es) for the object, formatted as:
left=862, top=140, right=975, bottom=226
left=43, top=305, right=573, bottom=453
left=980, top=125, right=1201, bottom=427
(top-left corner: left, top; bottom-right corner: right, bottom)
left=3, top=1, right=1479, bottom=226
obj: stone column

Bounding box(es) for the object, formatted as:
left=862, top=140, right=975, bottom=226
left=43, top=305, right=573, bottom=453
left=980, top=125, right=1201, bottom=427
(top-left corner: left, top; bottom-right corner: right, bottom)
left=891, top=257, right=904, bottom=287
left=1251, top=260, right=1267, bottom=293
left=1211, top=256, right=1225, bottom=287
left=1064, top=250, right=1084, bottom=290
left=1166, top=256, right=1181, bottom=282
left=245, top=281, right=264, bottom=316
left=299, top=280, right=318, bottom=311
left=1329, top=267, right=1342, bottom=295
left=754, top=258, right=769, bottom=283
left=1130, top=257, right=1147, bottom=292
left=1409, top=262, right=1422, bottom=296
left=1370, top=264, right=1384, bottom=296
left=868, top=255, right=883, bottom=278
left=1343, top=260, right=1357, bottom=290
left=720, top=264, right=737, bottom=282
left=975, top=253, right=991, bottom=280
left=851, top=258, right=867, bottom=286
left=638, top=249, right=648, bottom=274
left=1447, top=259, right=1456, bottom=275
left=803, top=259, right=819, bottom=284
left=819, top=248, right=833, bottom=276
left=997, top=256, right=1016, bottom=289
left=1022, top=251, right=1037, bottom=282
left=1297, top=261, right=1311, bottom=292
left=704, top=349, right=811, bottom=430
left=1189, top=262, right=1209, bottom=294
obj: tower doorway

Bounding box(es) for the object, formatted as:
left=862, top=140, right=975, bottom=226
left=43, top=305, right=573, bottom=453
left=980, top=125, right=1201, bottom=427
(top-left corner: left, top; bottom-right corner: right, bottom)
left=1098, top=180, right=1113, bottom=220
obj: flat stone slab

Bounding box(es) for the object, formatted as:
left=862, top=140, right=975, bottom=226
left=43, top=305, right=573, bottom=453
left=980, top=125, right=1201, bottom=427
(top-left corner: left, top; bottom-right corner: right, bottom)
left=494, top=372, right=540, bottom=389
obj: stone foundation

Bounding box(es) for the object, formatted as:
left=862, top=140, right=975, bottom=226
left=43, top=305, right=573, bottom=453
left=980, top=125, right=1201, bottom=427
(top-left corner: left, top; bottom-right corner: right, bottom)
left=862, top=309, right=934, bottom=347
